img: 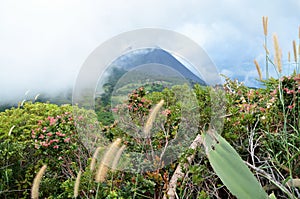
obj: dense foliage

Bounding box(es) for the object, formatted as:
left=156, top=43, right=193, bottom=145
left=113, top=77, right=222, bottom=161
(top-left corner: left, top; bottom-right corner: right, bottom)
left=0, top=73, right=299, bottom=198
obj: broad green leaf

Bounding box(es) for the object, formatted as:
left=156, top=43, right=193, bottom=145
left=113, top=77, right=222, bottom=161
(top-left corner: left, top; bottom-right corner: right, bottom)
left=203, top=130, right=267, bottom=199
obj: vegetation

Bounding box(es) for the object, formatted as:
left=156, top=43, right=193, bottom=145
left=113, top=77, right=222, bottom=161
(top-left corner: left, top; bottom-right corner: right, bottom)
left=0, top=18, right=299, bottom=198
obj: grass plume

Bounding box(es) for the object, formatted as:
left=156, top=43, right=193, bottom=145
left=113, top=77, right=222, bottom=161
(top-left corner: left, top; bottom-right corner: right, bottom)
left=95, top=138, right=121, bottom=183
left=273, top=34, right=282, bottom=73
left=8, top=125, right=15, bottom=136
left=254, top=60, right=263, bottom=80
left=143, top=99, right=164, bottom=138
left=111, top=145, right=126, bottom=171
left=74, top=171, right=82, bottom=198
left=262, top=16, right=268, bottom=36
left=31, top=165, right=47, bottom=199
left=90, top=147, right=101, bottom=171
left=293, top=40, right=297, bottom=63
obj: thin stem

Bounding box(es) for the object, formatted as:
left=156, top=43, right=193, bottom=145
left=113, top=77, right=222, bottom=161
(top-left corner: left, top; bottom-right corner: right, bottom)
left=265, top=36, right=269, bottom=79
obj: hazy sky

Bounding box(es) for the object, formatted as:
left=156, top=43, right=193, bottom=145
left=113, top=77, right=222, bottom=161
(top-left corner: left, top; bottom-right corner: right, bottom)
left=0, top=0, right=299, bottom=103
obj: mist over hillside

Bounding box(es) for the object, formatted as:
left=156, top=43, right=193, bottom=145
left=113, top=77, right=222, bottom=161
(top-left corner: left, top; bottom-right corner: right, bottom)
left=2, top=48, right=206, bottom=108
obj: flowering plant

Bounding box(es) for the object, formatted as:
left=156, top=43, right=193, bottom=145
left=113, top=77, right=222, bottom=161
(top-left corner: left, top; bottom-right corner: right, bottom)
left=31, top=112, right=77, bottom=156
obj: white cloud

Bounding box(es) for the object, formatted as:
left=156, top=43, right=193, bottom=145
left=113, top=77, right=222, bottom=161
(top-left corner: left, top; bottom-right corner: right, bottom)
left=0, top=0, right=299, bottom=103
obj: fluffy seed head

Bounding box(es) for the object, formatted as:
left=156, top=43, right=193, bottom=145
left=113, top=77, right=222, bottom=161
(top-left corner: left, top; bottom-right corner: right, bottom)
left=95, top=138, right=121, bottom=182
left=254, top=60, right=262, bottom=80
left=74, top=171, right=82, bottom=198
left=31, top=165, right=47, bottom=199
left=90, top=147, right=101, bottom=171
left=262, top=16, right=268, bottom=36
left=111, top=145, right=126, bottom=171
left=273, top=34, right=282, bottom=73
left=143, top=100, right=164, bottom=138
left=293, top=40, right=298, bottom=63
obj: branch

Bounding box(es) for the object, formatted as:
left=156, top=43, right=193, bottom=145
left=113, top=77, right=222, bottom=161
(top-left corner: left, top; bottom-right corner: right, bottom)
left=163, top=134, right=203, bottom=199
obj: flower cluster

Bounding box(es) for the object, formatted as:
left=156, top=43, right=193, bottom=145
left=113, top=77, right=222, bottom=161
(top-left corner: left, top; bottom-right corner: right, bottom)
left=127, top=87, right=152, bottom=117
left=32, top=112, right=77, bottom=152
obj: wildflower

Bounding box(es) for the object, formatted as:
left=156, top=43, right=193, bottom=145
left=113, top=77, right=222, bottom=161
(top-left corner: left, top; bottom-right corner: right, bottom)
left=162, top=109, right=171, bottom=116
left=288, top=105, right=294, bottom=109
left=64, top=137, right=70, bottom=143
left=46, top=132, right=53, bottom=137
left=111, top=108, right=118, bottom=113
left=39, top=134, right=45, bottom=139
left=48, top=117, right=56, bottom=126
left=271, top=89, right=277, bottom=96
left=53, top=145, right=59, bottom=149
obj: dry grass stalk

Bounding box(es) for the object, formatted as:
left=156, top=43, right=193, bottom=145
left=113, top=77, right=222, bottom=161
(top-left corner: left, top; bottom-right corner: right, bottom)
left=90, top=147, right=101, bottom=171
left=273, top=34, right=282, bottom=73
left=262, top=16, right=268, bottom=36
left=263, top=44, right=269, bottom=54
left=8, top=125, right=15, bottom=136
left=111, top=145, right=126, bottom=171
left=31, top=165, right=47, bottom=199
left=143, top=99, right=164, bottom=138
left=74, top=171, right=82, bottom=198
left=293, top=40, right=298, bottom=63
left=288, top=51, right=291, bottom=62
left=254, top=60, right=263, bottom=80
left=95, top=163, right=109, bottom=183
left=95, top=138, right=121, bottom=183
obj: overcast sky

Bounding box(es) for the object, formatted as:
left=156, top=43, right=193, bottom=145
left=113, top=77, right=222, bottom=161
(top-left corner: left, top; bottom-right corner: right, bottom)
left=0, top=0, right=299, bottom=104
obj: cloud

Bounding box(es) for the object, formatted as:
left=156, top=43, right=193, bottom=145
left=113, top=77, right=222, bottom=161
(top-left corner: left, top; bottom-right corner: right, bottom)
left=0, top=0, right=299, bottom=103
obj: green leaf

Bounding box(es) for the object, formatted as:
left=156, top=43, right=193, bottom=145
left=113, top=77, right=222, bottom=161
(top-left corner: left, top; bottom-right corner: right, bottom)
left=203, top=130, right=267, bottom=199
left=268, top=193, right=277, bottom=199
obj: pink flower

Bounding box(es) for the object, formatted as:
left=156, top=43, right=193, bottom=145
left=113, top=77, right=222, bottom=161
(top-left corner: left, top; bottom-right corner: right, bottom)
left=288, top=105, right=294, bottom=109
left=162, top=109, right=171, bottom=116
left=48, top=116, right=56, bottom=126
left=39, top=134, right=45, bottom=139
left=46, top=132, right=53, bottom=137
left=259, top=107, right=265, bottom=112
left=51, top=139, right=59, bottom=143
left=53, top=145, right=59, bottom=149
left=64, top=137, right=70, bottom=143
left=42, top=142, right=49, bottom=147
left=111, top=108, right=118, bottom=113
left=138, top=103, right=143, bottom=107
left=271, top=89, right=277, bottom=96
